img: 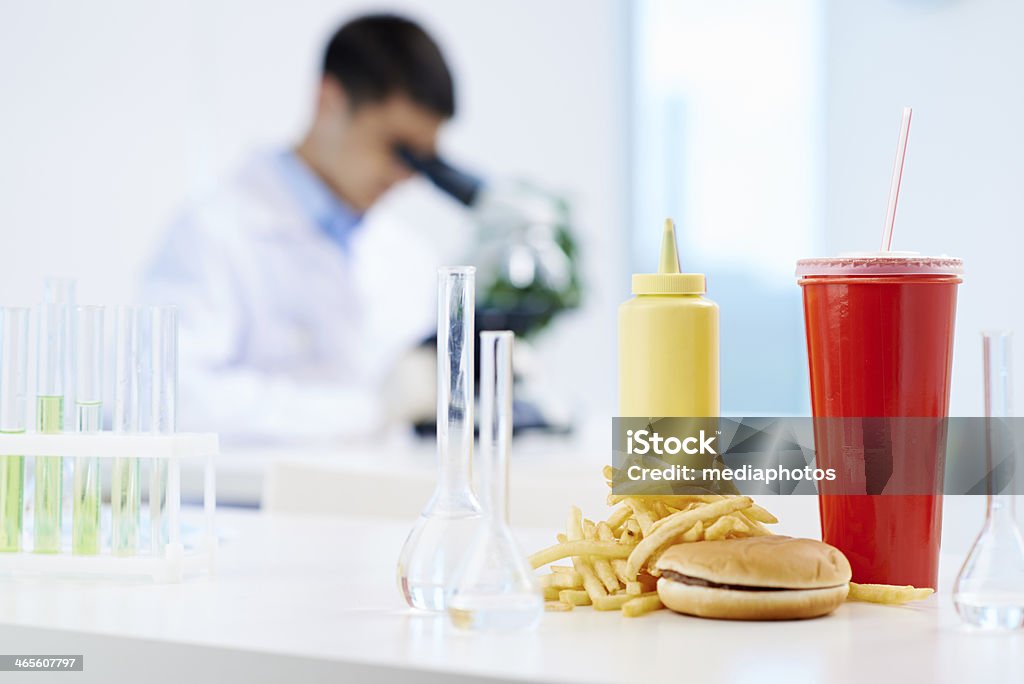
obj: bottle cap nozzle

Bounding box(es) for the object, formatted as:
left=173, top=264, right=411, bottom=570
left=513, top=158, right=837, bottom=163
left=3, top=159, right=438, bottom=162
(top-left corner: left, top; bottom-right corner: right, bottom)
left=631, top=218, right=706, bottom=295
left=659, top=219, right=681, bottom=274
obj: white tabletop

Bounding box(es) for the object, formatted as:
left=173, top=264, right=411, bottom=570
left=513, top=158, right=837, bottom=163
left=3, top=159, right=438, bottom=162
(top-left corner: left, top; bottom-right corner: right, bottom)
left=0, top=497, right=1019, bottom=684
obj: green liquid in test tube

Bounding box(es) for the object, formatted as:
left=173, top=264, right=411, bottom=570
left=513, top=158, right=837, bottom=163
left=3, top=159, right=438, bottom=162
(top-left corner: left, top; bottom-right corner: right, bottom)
left=0, top=307, right=30, bottom=552
left=72, top=306, right=103, bottom=555
left=0, top=446, right=24, bottom=552
left=111, top=306, right=140, bottom=556
left=34, top=395, right=64, bottom=552
left=34, top=303, right=66, bottom=553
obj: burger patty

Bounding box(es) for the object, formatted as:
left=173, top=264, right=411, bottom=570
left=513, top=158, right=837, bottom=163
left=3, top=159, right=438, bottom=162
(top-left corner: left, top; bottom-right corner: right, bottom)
left=659, top=570, right=791, bottom=592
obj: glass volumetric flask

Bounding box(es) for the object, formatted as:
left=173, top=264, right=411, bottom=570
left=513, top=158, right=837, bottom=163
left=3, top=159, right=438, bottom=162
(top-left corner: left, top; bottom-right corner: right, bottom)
left=448, top=331, right=542, bottom=631
left=398, top=267, right=483, bottom=612
left=953, top=331, right=1024, bottom=629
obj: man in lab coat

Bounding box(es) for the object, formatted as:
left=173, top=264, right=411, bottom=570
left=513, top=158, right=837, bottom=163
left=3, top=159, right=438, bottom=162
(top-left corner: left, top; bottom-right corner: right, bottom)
left=143, top=15, right=452, bottom=439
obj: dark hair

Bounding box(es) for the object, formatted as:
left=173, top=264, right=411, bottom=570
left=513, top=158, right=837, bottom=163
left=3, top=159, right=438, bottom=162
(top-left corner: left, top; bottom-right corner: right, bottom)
left=323, top=14, right=455, bottom=118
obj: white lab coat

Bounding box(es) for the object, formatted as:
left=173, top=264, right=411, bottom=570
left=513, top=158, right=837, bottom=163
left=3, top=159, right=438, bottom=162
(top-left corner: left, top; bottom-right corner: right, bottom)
left=142, top=152, right=438, bottom=439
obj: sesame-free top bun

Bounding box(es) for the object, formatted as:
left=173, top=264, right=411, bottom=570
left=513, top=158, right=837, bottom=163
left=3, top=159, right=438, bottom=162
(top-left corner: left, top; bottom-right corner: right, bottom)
left=654, top=537, right=852, bottom=621
left=655, top=536, right=852, bottom=589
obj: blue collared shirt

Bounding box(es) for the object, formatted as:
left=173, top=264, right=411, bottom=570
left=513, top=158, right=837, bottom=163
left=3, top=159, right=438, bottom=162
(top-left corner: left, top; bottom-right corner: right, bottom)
left=273, top=150, right=363, bottom=251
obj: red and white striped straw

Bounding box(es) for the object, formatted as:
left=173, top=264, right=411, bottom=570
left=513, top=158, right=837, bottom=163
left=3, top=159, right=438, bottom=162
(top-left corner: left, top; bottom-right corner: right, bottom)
left=880, top=106, right=913, bottom=251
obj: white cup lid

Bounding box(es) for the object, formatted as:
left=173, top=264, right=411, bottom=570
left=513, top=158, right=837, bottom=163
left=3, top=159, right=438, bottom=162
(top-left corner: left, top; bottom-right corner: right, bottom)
left=796, top=251, right=963, bottom=277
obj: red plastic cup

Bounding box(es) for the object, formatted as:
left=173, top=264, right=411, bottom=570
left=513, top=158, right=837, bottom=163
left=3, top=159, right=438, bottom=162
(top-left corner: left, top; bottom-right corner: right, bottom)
left=797, top=254, right=962, bottom=588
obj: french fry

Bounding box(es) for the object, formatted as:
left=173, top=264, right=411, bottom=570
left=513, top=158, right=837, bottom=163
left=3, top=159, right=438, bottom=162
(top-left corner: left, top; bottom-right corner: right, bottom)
left=559, top=589, right=592, bottom=606
left=587, top=524, right=621, bottom=594
left=602, top=464, right=615, bottom=482
left=551, top=565, right=576, bottom=573
left=582, top=519, right=596, bottom=537
left=745, top=503, right=779, bottom=524
left=681, top=520, right=704, bottom=542
left=727, top=514, right=751, bottom=536
left=605, top=506, right=632, bottom=531
left=622, top=593, right=664, bottom=618
left=619, top=518, right=641, bottom=544
left=611, top=559, right=631, bottom=585
left=543, top=586, right=561, bottom=601
left=568, top=507, right=609, bottom=603
left=567, top=507, right=584, bottom=542
left=648, top=520, right=704, bottom=573
left=575, top=555, right=607, bottom=604
left=540, top=572, right=583, bottom=589
left=625, top=581, right=643, bottom=595
left=545, top=600, right=573, bottom=612
left=650, top=506, right=700, bottom=535
left=624, top=497, right=753, bottom=580
left=738, top=513, right=773, bottom=536
left=530, top=540, right=635, bottom=569
left=594, top=569, right=620, bottom=594
left=624, top=498, right=656, bottom=536
left=652, top=501, right=672, bottom=519
left=848, top=582, right=934, bottom=604
left=705, top=515, right=740, bottom=541
left=598, top=522, right=628, bottom=587
left=556, top=533, right=568, bottom=544
left=592, top=593, right=635, bottom=611
left=570, top=557, right=599, bottom=596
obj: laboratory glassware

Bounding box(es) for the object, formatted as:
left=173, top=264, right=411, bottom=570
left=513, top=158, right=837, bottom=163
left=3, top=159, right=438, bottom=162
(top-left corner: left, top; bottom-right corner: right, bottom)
left=448, top=331, right=542, bottom=631
left=953, top=331, right=1024, bottom=629
left=112, top=306, right=141, bottom=555
left=72, top=306, right=103, bottom=555
left=398, top=266, right=483, bottom=611
left=148, top=306, right=177, bottom=552
left=0, top=308, right=30, bottom=552
left=43, top=278, right=76, bottom=430
left=35, top=303, right=66, bottom=553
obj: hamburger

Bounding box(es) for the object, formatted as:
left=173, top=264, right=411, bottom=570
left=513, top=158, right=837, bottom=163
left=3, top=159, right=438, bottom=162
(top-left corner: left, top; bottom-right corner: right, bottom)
left=654, top=536, right=852, bottom=620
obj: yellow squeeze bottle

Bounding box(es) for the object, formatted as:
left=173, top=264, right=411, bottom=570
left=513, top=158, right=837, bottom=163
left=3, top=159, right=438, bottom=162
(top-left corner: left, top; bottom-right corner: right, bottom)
left=618, top=219, right=719, bottom=417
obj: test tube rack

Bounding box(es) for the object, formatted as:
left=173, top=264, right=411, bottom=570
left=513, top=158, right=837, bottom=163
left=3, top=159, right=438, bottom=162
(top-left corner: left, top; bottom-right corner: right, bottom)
left=0, top=431, right=217, bottom=582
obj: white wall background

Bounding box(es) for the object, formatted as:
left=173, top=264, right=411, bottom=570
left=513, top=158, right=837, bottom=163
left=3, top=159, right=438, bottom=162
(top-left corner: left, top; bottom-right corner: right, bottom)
left=825, top=0, right=1024, bottom=416
left=631, top=0, right=823, bottom=415
left=0, top=0, right=627, bottom=418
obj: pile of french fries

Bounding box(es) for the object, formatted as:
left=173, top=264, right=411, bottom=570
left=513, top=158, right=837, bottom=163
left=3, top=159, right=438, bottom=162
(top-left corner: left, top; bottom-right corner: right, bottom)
left=528, top=466, right=779, bottom=617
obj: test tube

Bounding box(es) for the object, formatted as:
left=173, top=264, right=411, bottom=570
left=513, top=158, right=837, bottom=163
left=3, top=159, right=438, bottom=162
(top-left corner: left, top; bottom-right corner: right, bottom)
left=0, top=308, right=30, bottom=552
left=43, top=278, right=76, bottom=431
left=35, top=303, right=66, bottom=553
left=148, top=306, right=177, bottom=552
left=111, top=306, right=140, bottom=555
left=72, top=306, right=103, bottom=555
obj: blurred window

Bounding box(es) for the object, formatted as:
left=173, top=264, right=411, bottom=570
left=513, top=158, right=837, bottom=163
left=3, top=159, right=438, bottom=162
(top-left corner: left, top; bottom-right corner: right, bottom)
left=630, top=0, right=823, bottom=414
